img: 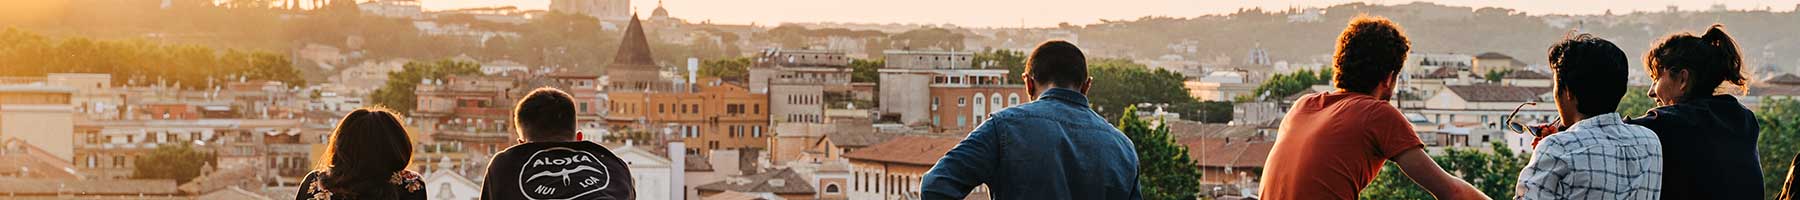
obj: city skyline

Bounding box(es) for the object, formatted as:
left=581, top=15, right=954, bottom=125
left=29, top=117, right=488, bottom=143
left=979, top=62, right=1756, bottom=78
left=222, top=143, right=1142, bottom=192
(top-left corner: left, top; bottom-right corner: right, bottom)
left=425, top=0, right=1800, bottom=27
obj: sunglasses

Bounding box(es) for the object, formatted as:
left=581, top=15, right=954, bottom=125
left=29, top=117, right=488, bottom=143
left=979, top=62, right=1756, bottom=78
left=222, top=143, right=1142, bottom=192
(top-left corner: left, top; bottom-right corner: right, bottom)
left=1502, top=102, right=1561, bottom=137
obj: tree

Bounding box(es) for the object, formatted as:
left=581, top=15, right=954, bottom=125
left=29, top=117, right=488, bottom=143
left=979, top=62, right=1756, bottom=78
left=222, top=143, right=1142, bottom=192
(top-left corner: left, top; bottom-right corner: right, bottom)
left=1249, top=68, right=1331, bottom=101
left=1758, top=98, right=1800, bottom=199
left=699, top=57, right=751, bottom=79
left=1086, top=58, right=1215, bottom=122
left=1616, top=89, right=1655, bottom=117
left=1118, top=106, right=1202, bottom=200
left=1483, top=69, right=1513, bottom=83
left=850, top=59, right=883, bottom=83
left=368, top=59, right=481, bottom=114
left=1362, top=143, right=1528, bottom=199
left=971, top=49, right=1026, bottom=84
left=132, top=143, right=216, bottom=184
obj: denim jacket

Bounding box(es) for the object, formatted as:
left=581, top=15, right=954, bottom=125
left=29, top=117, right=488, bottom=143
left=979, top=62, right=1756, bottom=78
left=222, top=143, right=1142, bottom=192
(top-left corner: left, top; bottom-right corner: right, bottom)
left=920, top=88, right=1142, bottom=200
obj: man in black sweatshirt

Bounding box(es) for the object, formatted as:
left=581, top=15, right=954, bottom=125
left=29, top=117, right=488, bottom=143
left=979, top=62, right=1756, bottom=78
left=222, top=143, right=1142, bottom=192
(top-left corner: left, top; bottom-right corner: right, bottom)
left=482, top=88, right=634, bottom=200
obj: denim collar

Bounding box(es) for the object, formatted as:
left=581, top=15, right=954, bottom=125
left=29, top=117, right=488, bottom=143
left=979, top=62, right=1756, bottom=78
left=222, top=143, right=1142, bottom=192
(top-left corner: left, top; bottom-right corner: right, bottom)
left=1036, top=88, right=1090, bottom=107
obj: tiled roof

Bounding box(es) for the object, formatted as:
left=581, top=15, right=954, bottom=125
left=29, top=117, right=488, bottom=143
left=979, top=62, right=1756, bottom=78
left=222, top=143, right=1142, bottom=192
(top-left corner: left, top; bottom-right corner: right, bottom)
left=703, top=191, right=768, bottom=200
left=180, top=165, right=263, bottom=194
left=1751, top=85, right=1800, bottom=97
left=1418, top=67, right=1461, bottom=79
left=686, top=155, right=714, bottom=171
left=1475, top=52, right=1513, bottom=59
left=1178, top=137, right=1275, bottom=168
left=841, top=135, right=961, bottom=166
left=0, top=178, right=179, bottom=195
left=0, top=139, right=80, bottom=179
left=196, top=186, right=273, bottom=200
left=1445, top=84, right=1550, bottom=102
left=695, top=168, right=816, bottom=194
left=1764, top=73, right=1800, bottom=85
left=1503, top=70, right=1550, bottom=79
left=1163, top=121, right=1265, bottom=138
left=826, top=121, right=898, bottom=148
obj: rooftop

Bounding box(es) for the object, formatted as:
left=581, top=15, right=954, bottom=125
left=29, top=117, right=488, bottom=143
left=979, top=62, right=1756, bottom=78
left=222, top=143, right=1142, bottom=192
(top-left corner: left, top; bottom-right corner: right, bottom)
left=842, top=135, right=961, bottom=166
left=1444, top=84, right=1550, bottom=102
left=694, top=168, right=816, bottom=194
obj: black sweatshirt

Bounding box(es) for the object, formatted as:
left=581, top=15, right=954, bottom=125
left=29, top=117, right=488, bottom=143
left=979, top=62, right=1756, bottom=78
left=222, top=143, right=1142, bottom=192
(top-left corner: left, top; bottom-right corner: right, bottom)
left=1626, top=95, right=1764, bottom=199
left=480, top=141, right=634, bottom=200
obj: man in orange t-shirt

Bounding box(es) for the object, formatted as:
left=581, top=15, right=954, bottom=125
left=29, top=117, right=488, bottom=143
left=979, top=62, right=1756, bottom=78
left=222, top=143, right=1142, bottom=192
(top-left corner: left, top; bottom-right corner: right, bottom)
left=1259, top=16, right=1488, bottom=200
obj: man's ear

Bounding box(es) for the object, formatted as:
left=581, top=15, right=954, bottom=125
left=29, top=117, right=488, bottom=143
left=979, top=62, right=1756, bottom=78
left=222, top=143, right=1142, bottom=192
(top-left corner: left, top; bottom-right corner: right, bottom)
left=1024, top=76, right=1038, bottom=97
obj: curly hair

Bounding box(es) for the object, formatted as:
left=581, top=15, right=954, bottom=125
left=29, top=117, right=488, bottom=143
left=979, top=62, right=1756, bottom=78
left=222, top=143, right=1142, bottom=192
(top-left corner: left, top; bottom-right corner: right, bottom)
left=1331, top=15, right=1411, bottom=94
left=1646, top=24, right=1747, bottom=101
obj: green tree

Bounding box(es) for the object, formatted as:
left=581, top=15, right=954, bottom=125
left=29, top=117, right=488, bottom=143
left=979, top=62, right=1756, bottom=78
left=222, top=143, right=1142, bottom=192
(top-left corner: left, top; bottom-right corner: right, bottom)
left=1483, top=69, right=1513, bottom=83
left=1362, top=143, right=1528, bottom=199
left=850, top=59, right=883, bottom=83
left=1758, top=98, right=1800, bottom=200
left=1617, top=89, right=1655, bottom=117
left=368, top=59, right=481, bottom=114
left=1086, top=58, right=1218, bottom=122
left=699, top=57, right=751, bottom=79
left=1118, top=106, right=1203, bottom=200
left=1249, top=68, right=1330, bottom=101
left=132, top=143, right=216, bottom=184
left=971, top=49, right=1027, bottom=84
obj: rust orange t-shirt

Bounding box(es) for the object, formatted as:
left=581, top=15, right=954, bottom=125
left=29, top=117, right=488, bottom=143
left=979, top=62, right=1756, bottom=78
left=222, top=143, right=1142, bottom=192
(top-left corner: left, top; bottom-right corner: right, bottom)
left=1259, top=91, right=1424, bottom=200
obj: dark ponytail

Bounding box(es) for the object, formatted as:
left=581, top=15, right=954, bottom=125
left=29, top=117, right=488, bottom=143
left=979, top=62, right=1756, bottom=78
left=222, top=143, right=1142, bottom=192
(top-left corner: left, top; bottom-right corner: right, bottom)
left=1646, top=24, right=1748, bottom=101
left=1700, top=25, right=1747, bottom=88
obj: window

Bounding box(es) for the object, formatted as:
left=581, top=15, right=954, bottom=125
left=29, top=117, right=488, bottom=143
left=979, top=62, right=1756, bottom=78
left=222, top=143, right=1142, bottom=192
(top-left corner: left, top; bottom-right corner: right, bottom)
left=580, top=103, right=589, bottom=113
left=825, top=184, right=841, bottom=193
left=659, top=104, right=666, bottom=113
left=956, top=116, right=966, bottom=127
left=957, top=97, right=966, bottom=107
left=112, top=156, right=125, bottom=168
left=754, top=104, right=760, bottom=114
left=753, top=126, right=762, bottom=137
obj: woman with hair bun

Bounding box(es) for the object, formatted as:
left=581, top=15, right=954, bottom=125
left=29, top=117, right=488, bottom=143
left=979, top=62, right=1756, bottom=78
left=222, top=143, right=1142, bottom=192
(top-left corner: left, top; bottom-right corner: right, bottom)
left=295, top=108, right=425, bottom=200
left=1626, top=24, right=1763, bottom=199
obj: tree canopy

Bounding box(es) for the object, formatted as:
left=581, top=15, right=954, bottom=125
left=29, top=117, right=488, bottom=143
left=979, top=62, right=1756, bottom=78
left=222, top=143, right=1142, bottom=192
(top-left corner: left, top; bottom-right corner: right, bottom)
left=1361, top=143, right=1528, bottom=199
left=699, top=57, right=751, bottom=79
left=368, top=59, right=482, bottom=114
left=1086, top=58, right=1230, bottom=122
left=132, top=143, right=217, bottom=184
left=1118, top=106, right=1203, bottom=200
left=1248, top=68, right=1332, bottom=102
left=0, top=28, right=304, bottom=88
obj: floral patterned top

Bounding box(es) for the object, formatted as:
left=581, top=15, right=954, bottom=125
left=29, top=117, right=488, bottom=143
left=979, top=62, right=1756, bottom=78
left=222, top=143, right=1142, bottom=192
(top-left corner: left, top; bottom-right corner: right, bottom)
left=296, top=170, right=426, bottom=200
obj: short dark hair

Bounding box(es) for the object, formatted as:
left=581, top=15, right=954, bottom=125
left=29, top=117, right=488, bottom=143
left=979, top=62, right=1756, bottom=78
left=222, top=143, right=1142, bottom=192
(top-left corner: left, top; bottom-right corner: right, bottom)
left=1646, top=24, right=1746, bottom=101
left=318, top=107, right=414, bottom=199
left=1548, top=34, right=1630, bottom=117
left=1025, top=40, right=1088, bottom=87
left=1331, top=16, right=1411, bottom=94
left=514, top=87, right=578, bottom=141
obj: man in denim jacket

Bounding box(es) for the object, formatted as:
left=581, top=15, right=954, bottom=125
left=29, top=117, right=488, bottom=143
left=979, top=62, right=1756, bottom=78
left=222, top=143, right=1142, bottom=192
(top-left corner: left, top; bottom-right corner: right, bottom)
left=919, top=40, right=1141, bottom=200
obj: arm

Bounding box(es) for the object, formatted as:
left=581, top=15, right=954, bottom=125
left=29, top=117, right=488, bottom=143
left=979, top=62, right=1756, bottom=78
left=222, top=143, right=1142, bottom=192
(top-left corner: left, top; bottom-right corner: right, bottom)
left=1514, top=143, right=1570, bottom=200
left=1390, top=148, right=1490, bottom=200
left=920, top=121, right=1007, bottom=199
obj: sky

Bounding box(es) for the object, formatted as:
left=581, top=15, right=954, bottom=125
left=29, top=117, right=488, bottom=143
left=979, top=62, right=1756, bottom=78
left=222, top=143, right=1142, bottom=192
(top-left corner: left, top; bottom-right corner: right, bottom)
left=421, top=0, right=1800, bottom=27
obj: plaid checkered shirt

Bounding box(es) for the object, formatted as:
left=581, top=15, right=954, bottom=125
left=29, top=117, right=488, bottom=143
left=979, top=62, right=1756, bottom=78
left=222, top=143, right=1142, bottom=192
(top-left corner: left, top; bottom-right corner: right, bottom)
left=1516, top=113, right=1663, bottom=200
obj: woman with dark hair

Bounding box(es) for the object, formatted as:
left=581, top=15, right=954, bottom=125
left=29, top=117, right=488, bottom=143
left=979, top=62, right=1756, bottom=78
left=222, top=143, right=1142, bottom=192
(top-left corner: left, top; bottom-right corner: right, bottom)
left=1625, top=24, right=1763, bottom=199
left=296, top=108, right=424, bottom=200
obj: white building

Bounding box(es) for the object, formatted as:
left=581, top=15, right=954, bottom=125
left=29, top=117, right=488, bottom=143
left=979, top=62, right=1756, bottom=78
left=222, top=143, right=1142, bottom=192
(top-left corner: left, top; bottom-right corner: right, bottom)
left=424, top=170, right=480, bottom=200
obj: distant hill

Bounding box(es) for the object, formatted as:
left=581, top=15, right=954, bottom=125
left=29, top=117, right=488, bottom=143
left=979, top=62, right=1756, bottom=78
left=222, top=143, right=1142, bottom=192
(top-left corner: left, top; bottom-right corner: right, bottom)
left=1066, top=2, right=1800, bottom=76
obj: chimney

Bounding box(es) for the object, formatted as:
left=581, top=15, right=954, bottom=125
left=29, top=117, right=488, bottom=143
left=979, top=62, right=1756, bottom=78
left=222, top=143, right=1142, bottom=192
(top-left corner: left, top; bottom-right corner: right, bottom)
left=687, top=57, right=699, bottom=87
left=668, top=142, right=686, bottom=200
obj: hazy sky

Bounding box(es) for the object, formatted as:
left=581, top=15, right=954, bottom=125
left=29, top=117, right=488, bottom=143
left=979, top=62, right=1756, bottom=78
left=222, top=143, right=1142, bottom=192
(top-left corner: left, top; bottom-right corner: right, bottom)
left=421, top=0, right=1800, bottom=27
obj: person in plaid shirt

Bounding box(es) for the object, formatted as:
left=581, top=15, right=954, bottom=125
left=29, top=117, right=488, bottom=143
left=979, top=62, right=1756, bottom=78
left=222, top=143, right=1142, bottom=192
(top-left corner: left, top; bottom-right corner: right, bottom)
left=1516, top=34, right=1663, bottom=199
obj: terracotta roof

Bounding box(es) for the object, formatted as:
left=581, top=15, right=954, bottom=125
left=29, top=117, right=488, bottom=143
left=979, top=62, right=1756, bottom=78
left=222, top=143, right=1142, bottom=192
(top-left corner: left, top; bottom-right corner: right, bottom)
left=0, top=178, right=179, bottom=195
left=1418, top=67, right=1461, bottom=79
left=1444, top=85, right=1550, bottom=102
left=180, top=165, right=263, bottom=194
left=703, top=191, right=769, bottom=200
left=1163, top=121, right=1265, bottom=138
left=1178, top=137, right=1275, bottom=168
left=1765, top=73, right=1800, bottom=85
left=196, top=186, right=272, bottom=200
left=1503, top=70, right=1550, bottom=79
left=1475, top=52, right=1513, bottom=59
left=0, top=139, right=80, bottom=179
left=825, top=121, right=898, bottom=148
left=695, top=168, right=816, bottom=194
left=1751, top=85, right=1800, bottom=97
left=841, top=135, right=961, bottom=166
